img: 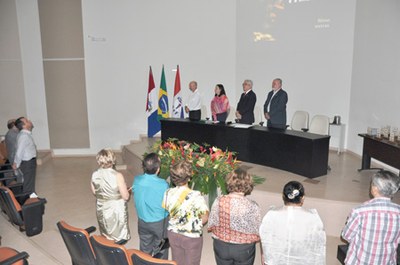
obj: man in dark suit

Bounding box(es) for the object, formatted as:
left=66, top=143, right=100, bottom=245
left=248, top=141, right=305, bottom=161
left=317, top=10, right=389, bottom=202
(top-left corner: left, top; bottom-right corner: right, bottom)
left=236, top=79, right=257, bottom=124
left=263, top=78, right=288, bottom=129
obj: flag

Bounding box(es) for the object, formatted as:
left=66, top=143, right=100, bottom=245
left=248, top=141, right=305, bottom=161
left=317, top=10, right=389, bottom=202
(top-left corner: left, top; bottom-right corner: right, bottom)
left=158, top=65, right=169, bottom=120
left=146, top=66, right=160, bottom=137
left=172, top=65, right=184, bottom=118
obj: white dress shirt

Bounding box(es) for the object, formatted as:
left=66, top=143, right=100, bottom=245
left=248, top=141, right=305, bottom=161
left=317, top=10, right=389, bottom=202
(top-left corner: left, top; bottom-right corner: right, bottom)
left=14, top=129, right=37, bottom=168
left=186, top=89, right=201, bottom=111
left=259, top=205, right=326, bottom=265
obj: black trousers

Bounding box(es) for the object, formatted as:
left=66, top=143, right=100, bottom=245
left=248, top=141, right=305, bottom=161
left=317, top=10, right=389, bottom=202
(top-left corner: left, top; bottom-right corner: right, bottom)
left=189, top=110, right=201, bottom=121
left=213, top=238, right=256, bottom=265
left=138, top=218, right=169, bottom=259
left=20, top=158, right=36, bottom=193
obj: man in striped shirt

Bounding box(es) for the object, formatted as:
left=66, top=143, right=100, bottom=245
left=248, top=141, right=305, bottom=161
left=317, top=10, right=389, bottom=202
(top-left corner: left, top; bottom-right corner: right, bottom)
left=342, top=170, right=400, bottom=265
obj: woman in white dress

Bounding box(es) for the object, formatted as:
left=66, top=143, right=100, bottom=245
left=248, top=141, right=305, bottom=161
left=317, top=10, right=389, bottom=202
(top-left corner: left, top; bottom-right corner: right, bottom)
left=259, top=181, right=326, bottom=265
left=91, top=149, right=131, bottom=244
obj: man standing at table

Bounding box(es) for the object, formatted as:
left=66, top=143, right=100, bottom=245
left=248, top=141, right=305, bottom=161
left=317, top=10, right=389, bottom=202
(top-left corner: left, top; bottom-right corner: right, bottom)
left=185, top=81, right=202, bottom=121
left=12, top=117, right=37, bottom=193
left=263, top=78, right=288, bottom=129
left=236, top=79, right=257, bottom=124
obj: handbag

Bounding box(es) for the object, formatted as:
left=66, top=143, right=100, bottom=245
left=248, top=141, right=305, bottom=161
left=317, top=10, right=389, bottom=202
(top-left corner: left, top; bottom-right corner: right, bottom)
left=152, top=188, right=190, bottom=258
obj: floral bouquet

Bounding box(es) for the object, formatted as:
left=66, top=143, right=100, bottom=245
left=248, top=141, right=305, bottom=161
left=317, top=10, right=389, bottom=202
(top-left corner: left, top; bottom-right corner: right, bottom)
left=147, top=138, right=264, bottom=207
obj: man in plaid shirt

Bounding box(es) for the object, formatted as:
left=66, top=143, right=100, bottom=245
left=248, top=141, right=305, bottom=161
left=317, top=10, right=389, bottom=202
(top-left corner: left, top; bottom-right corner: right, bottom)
left=342, top=170, right=400, bottom=265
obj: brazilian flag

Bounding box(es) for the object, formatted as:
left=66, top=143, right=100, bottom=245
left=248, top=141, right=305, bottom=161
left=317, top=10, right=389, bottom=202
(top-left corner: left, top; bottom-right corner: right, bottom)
left=158, top=65, right=169, bottom=120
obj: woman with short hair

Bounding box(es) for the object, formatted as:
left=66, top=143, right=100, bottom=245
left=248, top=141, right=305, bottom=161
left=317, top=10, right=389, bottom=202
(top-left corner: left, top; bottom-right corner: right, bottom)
left=208, top=168, right=261, bottom=265
left=259, top=181, right=326, bottom=265
left=163, top=160, right=209, bottom=265
left=91, top=149, right=130, bottom=243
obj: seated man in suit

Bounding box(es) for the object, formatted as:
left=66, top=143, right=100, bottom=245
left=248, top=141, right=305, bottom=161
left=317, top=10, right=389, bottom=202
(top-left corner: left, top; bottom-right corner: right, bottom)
left=235, top=79, right=257, bottom=125
left=263, top=78, right=288, bottom=129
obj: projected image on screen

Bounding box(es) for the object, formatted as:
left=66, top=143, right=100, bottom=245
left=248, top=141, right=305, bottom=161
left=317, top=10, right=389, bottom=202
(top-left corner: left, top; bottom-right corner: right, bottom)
left=236, top=0, right=354, bottom=120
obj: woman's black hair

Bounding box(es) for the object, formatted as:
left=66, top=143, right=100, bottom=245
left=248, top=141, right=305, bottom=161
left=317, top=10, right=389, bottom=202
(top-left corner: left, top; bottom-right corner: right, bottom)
left=283, top=181, right=305, bottom=204
left=215, top=84, right=226, bottom=97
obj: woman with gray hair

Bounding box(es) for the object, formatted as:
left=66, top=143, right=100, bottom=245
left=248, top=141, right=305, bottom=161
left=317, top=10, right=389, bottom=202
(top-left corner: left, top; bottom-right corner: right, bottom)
left=259, top=181, right=326, bottom=265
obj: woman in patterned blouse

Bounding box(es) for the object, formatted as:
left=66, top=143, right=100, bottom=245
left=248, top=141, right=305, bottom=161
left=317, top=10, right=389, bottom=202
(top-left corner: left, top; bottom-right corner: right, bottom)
left=210, top=84, right=230, bottom=122
left=208, top=168, right=261, bottom=265
left=162, top=160, right=209, bottom=265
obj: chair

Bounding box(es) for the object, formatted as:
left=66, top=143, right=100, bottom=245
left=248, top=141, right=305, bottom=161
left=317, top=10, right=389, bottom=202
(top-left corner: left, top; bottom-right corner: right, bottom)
left=200, top=105, right=209, bottom=120
left=0, top=247, right=29, bottom=265
left=290, top=111, right=309, bottom=131
left=227, top=105, right=235, bottom=122
left=130, top=249, right=177, bottom=265
left=254, top=105, right=263, bottom=125
left=308, top=115, right=330, bottom=135
left=0, top=187, right=46, bottom=236
left=56, top=221, right=97, bottom=265
left=90, top=235, right=135, bottom=265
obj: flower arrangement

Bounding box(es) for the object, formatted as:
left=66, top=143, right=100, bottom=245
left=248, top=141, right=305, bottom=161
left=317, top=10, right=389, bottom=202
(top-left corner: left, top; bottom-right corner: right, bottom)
left=147, top=138, right=264, bottom=207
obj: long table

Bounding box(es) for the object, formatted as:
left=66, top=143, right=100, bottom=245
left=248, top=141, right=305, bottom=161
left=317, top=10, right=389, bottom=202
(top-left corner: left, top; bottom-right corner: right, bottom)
left=358, top=134, right=400, bottom=170
left=161, top=119, right=330, bottom=178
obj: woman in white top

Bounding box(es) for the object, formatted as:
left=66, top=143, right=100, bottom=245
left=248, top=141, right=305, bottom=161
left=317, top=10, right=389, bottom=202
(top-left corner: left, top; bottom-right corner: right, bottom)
left=259, top=181, right=326, bottom=265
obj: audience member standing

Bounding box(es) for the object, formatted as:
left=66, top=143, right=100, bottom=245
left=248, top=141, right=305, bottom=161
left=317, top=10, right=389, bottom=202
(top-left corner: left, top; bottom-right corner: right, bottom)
left=211, top=84, right=230, bottom=122
left=263, top=78, right=288, bottom=129
left=185, top=81, right=202, bottom=121
left=208, top=168, right=261, bottom=265
left=12, top=117, right=37, bottom=193
left=236, top=79, right=257, bottom=125
left=259, top=181, right=326, bottom=265
left=163, top=160, right=209, bottom=265
left=91, top=149, right=131, bottom=244
left=132, top=153, right=169, bottom=259
left=342, top=170, right=400, bottom=265
left=5, top=119, right=19, bottom=164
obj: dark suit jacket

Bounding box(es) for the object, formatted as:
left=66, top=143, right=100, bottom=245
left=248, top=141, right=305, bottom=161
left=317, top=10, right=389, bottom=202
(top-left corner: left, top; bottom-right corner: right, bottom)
left=236, top=90, right=257, bottom=125
left=263, top=89, right=288, bottom=128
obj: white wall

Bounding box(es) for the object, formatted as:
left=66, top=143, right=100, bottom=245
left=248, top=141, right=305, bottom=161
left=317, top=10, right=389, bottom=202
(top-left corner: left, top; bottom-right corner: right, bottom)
left=236, top=0, right=356, bottom=133
left=76, top=0, right=237, bottom=154
left=0, top=0, right=26, bottom=134
left=15, top=0, right=50, bottom=149
left=348, top=0, right=400, bottom=154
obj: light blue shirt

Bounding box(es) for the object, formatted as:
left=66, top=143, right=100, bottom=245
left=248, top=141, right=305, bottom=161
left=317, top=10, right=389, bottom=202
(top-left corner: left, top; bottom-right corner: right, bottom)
left=132, top=173, right=169, bottom=222
left=14, top=129, right=36, bottom=168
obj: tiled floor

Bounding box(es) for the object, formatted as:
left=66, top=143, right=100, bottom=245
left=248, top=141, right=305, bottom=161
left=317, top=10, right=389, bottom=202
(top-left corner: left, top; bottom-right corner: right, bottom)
left=0, top=141, right=398, bottom=264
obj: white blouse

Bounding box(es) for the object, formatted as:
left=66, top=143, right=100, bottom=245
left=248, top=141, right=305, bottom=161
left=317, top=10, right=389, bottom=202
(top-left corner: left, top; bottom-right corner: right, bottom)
left=259, top=205, right=326, bottom=265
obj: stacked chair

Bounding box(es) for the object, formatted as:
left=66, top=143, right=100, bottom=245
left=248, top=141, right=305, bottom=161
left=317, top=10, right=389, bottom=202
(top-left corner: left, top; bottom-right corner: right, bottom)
left=0, top=186, right=46, bottom=237
left=57, top=221, right=177, bottom=265
left=0, top=247, right=29, bottom=265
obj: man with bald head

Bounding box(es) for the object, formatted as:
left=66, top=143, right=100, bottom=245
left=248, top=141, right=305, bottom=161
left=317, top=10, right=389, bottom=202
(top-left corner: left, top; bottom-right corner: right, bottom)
left=185, top=81, right=202, bottom=121
left=12, top=117, right=37, bottom=193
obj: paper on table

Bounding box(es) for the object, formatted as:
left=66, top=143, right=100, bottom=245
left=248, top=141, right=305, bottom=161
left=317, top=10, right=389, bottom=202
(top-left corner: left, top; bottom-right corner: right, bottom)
left=231, top=123, right=253, bottom=129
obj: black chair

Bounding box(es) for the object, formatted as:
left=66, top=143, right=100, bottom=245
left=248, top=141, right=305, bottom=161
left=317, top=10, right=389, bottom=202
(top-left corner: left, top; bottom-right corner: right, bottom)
left=90, top=235, right=134, bottom=265
left=0, top=186, right=46, bottom=236
left=0, top=247, right=29, bottom=265
left=56, top=221, right=97, bottom=265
